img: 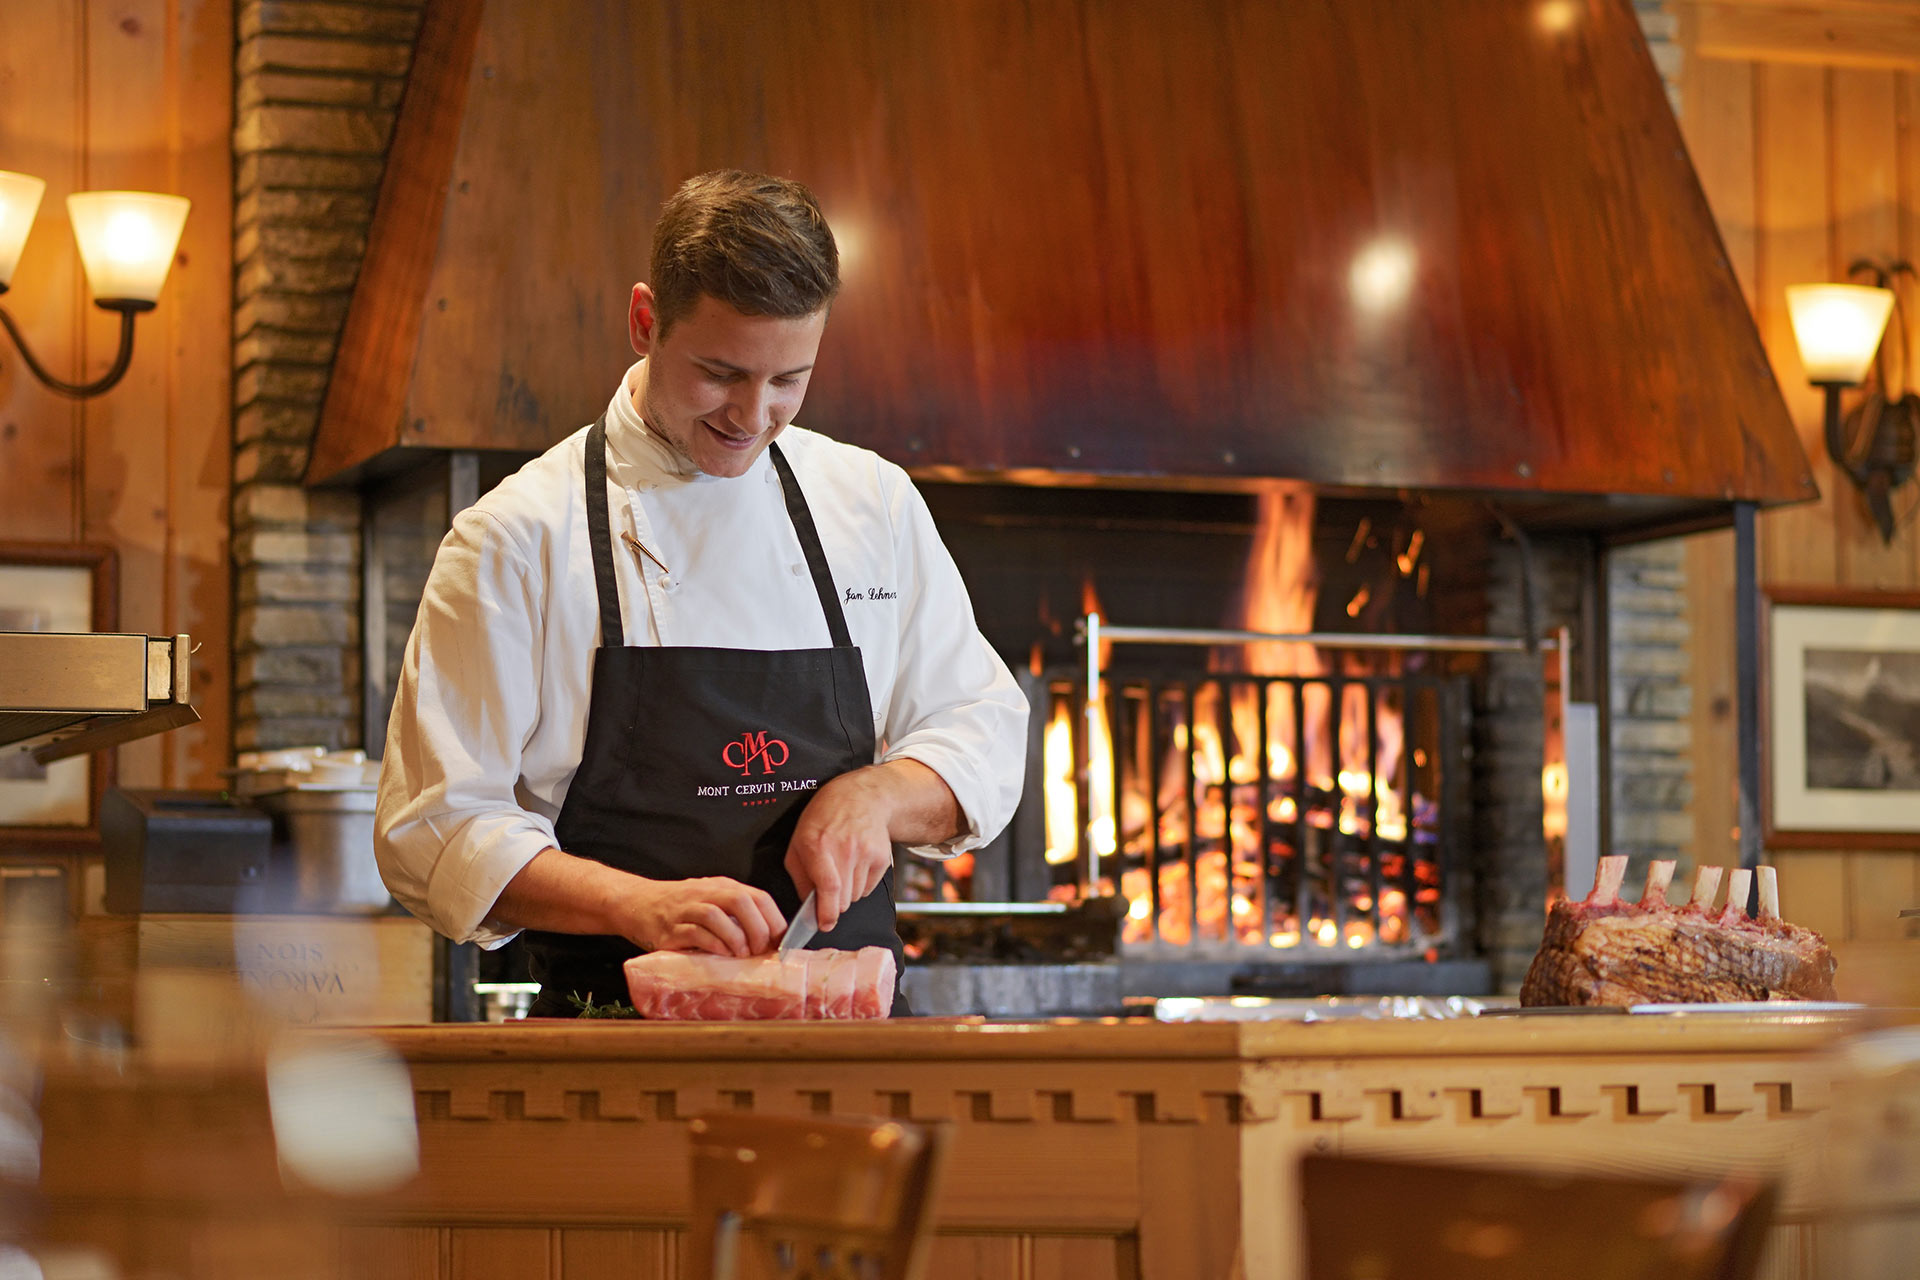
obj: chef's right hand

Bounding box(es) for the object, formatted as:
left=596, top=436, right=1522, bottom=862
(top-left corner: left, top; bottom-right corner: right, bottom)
left=624, top=876, right=786, bottom=957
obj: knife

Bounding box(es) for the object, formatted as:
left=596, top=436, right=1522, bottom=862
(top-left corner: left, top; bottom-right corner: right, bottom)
left=779, top=891, right=820, bottom=952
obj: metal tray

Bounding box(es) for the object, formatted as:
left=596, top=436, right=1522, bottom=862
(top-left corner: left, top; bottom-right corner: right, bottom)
left=1154, top=995, right=1508, bottom=1023
left=1480, top=1001, right=1864, bottom=1017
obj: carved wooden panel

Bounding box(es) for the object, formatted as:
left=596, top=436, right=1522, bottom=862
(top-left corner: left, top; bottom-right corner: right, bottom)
left=36, top=1020, right=1894, bottom=1280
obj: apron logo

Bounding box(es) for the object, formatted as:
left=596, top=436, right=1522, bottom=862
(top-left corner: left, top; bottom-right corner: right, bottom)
left=721, top=730, right=790, bottom=776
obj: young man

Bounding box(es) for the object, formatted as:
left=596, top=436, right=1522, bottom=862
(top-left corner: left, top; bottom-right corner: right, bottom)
left=375, top=170, right=1027, bottom=1016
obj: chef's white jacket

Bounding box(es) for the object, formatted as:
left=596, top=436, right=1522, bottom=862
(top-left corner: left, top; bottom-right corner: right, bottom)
left=375, top=362, right=1029, bottom=946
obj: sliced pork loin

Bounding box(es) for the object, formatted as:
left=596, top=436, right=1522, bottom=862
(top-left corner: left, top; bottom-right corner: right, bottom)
left=1520, top=858, right=1837, bottom=1006
left=622, top=946, right=896, bottom=1020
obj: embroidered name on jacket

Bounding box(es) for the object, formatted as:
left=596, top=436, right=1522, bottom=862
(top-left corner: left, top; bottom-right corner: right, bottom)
left=843, top=586, right=898, bottom=602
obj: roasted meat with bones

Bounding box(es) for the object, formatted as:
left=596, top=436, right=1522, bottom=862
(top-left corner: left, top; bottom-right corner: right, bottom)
left=1519, top=857, right=1837, bottom=1006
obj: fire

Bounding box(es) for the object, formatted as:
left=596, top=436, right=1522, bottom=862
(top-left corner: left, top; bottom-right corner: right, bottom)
left=1054, top=487, right=1443, bottom=958
left=1042, top=701, right=1077, bottom=865
left=1087, top=691, right=1117, bottom=864
left=1236, top=487, right=1322, bottom=678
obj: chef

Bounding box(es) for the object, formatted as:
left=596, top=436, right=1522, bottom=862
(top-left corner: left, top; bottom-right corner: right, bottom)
left=374, top=170, right=1027, bottom=1016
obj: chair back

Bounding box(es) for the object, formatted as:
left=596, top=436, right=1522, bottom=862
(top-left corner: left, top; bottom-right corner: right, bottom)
left=686, top=1111, right=947, bottom=1280
left=1300, top=1154, right=1775, bottom=1280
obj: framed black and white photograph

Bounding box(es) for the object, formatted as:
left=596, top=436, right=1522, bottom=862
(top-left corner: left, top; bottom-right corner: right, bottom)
left=0, top=542, right=116, bottom=847
left=1765, top=586, right=1920, bottom=849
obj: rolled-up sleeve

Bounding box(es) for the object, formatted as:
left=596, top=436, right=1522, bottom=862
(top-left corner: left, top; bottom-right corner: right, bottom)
left=375, top=508, right=558, bottom=946
left=877, top=475, right=1028, bottom=858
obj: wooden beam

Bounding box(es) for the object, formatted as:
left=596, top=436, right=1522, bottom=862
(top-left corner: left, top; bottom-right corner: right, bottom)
left=1685, top=2, right=1920, bottom=70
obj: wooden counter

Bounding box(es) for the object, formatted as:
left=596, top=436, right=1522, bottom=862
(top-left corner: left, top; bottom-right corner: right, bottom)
left=313, top=1013, right=1893, bottom=1280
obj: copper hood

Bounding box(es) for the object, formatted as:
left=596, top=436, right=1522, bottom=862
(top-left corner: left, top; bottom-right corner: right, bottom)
left=308, top=0, right=1811, bottom=536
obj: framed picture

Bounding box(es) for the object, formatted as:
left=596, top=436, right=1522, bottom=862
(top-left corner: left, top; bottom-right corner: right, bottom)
left=1765, top=586, right=1920, bottom=849
left=0, top=541, right=117, bottom=848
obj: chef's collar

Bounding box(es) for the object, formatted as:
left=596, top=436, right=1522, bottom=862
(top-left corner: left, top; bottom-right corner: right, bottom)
left=603, top=359, right=768, bottom=487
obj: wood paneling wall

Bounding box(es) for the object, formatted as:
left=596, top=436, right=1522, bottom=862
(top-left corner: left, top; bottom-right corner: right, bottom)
left=0, top=4, right=232, bottom=848
left=1676, top=0, right=1920, bottom=975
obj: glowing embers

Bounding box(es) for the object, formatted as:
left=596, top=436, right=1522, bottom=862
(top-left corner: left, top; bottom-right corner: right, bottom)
left=1045, top=672, right=1456, bottom=956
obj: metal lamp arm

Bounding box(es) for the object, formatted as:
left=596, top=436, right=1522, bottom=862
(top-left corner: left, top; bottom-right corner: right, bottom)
left=0, top=300, right=144, bottom=399
left=1824, top=258, right=1914, bottom=479
left=1822, top=384, right=1863, bottom=478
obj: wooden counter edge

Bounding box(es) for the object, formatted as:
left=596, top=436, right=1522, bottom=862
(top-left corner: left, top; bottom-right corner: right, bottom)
left=324, top=1013, right=1869, bottom=1063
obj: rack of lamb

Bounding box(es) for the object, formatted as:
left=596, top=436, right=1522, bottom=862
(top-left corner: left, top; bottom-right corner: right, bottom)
left=1519, top=857, right=1837, bottom=1006
left=623, top=946, right=896, bottom=1020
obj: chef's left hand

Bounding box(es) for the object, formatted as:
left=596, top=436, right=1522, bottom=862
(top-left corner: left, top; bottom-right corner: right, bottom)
left=784, top=768, right=897, bottom=930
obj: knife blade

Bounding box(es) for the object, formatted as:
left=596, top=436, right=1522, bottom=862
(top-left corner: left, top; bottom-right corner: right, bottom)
left=779, top=891, right=820, bottom=952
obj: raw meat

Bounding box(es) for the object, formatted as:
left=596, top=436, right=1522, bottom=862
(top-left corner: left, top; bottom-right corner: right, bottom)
left=1519, top=857, right=1837, bottom=1006
left=622, top=946, right=896, bottom=1020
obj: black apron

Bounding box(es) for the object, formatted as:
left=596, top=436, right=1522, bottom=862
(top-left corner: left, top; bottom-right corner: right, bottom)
left=522, top=417, right=908, bottom=1017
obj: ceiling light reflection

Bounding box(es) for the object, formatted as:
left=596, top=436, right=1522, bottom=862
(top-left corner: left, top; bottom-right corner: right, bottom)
left=1349, top=237, right=1416, bottom=316
left=1537, top=1, right=1580, bottom=34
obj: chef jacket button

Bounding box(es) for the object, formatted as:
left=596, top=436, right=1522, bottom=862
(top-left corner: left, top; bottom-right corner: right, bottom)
left=789, top=563, right=804, bottom=576
left=659, top=575, right=676, bottom=592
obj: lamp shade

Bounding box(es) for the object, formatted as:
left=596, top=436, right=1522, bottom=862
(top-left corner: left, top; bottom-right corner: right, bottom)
left=1785, top=282, right=1895, bottom=385
left=66, top=191, right=190, bottom=305
left=0, top=170, right=47, bottom=289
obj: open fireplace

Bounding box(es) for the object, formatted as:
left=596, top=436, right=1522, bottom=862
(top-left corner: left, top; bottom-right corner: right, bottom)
left=883, top=483, right=1597, bottom=1008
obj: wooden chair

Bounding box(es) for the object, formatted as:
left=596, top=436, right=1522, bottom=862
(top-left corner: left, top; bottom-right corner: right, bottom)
left=686, top=1112, right=948, bottom=1280
left=1299, top=1154, right=1775, bottom=1280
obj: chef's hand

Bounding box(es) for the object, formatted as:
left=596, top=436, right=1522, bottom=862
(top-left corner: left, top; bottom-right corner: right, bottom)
left=622, top=876, right=786, bottom=957
left=785, top=770, right=898, bottom=931
left=494, top=850, right=786, bottom=956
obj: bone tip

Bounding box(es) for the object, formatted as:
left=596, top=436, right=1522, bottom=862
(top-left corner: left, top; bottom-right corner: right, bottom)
left=1688, top=864, right=1724, bottom=907
left=1641, top=859, right=1676, bottom=905
left=1591, top=854, right=1630, bottom=903
left=1757, top=864, right=1781, bottom=920
left=1724, top=867, right=1753, bottom=918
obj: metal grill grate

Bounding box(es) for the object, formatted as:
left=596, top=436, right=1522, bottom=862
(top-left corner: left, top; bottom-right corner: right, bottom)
left=1044, top=667, right=1470, bottom=960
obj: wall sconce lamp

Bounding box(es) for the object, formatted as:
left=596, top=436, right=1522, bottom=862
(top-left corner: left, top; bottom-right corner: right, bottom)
left=1786, top=259, right=1917, bottom=543
left=0, top=169, right=190, bottom=400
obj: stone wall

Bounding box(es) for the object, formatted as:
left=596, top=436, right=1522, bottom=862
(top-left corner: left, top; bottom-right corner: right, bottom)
left=1473, top=537, right=1597, bottom=990
left=1638, top=1, right=1682, bottom=116
left=1604, top=4, right=1696, bottom=880
left=230, top=0, right=425, bottom=751
left=1607, top=541, right=1693, bottom=867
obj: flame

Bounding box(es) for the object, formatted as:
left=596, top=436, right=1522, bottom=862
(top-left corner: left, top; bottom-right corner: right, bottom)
left=1237, top=487, right=1322, bottom=679
left=1043, top=699, right=1078, bottom=864
left=1042, top=489, right=1443, bottom=960
left=1396, top=529, right=1424, bottom=576
left=1088, top=691, right=1116, bottom=861
left=1227, top=684, right=1264, bottom=784
left=1082, top=578, right=1111, bottom=671
left=1192, top=694, right=1228, bottom=787
left=1542, top=761, right=1569, bottom=841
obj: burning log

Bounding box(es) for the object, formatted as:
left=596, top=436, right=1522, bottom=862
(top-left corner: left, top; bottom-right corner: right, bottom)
left=1519, top=859, right=1837, bottom=1006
